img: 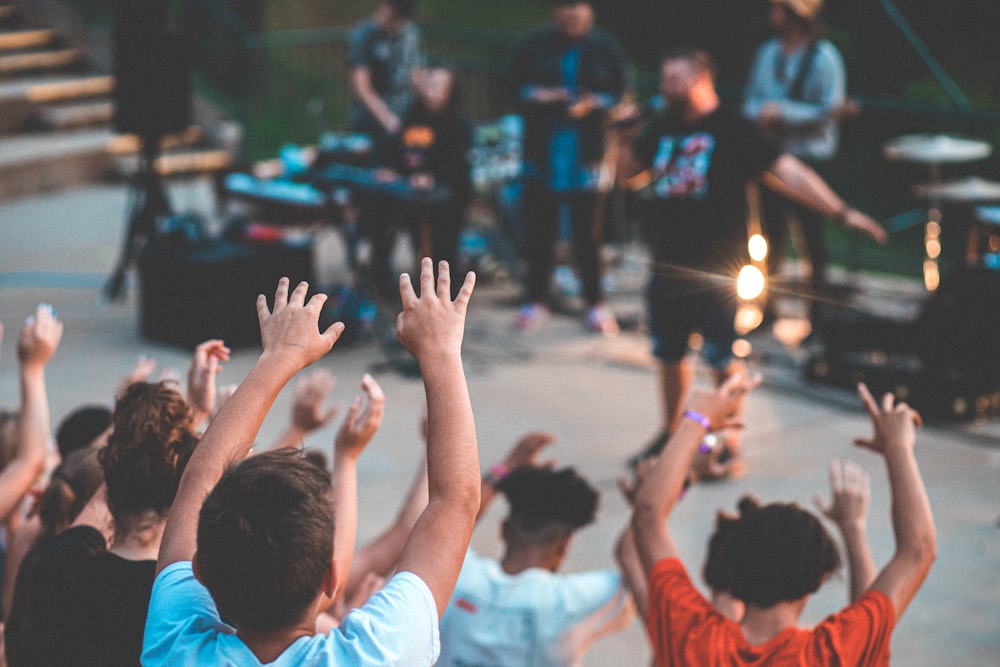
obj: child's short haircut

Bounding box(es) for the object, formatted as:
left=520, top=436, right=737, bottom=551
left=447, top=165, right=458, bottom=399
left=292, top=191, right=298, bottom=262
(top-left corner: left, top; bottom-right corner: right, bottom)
left=196, top=450, right=335, bottom=633
left=498, top=467, right=599, bottom=546
left=703, top=495, right=760, bottom=593
left=723, top=503, right=840, bottom=608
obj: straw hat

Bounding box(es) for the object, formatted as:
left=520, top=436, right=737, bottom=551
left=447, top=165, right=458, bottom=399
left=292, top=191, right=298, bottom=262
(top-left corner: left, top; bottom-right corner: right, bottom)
left=771, top=0, right=823, bottom=20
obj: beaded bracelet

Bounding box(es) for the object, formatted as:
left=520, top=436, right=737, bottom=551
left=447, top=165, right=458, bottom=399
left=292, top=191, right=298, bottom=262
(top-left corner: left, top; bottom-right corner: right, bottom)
left=482, top=462, right=510, bottom=486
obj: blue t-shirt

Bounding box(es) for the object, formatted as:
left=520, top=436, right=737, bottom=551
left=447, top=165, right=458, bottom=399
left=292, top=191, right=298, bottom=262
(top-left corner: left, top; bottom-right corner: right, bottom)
left=437, top=549, right=633, bottom=667
left=142, top=562, right=440, bottom=666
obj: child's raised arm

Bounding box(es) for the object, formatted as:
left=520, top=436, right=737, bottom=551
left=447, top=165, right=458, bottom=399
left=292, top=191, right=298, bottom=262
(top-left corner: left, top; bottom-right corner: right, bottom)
left=156, top=279, right=343, bottom=574
left=394, top=258, right=479, bottom=618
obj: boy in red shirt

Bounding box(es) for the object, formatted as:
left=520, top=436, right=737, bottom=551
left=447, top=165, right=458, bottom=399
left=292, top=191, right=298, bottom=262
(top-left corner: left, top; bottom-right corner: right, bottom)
left=630, top=377, right=935, bottom=665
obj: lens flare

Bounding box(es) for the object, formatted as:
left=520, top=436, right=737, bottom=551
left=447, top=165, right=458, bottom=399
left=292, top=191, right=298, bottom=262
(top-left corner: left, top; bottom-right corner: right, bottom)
left=748, top=234, right=768, bottom=262
left=737, top=265, right=766, bottom=300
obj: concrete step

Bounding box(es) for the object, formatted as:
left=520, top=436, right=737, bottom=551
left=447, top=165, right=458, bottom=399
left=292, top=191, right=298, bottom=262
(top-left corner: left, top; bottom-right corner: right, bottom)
left=111, top=147, right=233, bottom=178
left=0, top=129, right=113, bottom=200
left=0, top=47, right=81, bottom=77
left=0, top=28, right=56, bottom=52
left=35, top=98, right=112, bottom=129
left=0, top=74, right=113, bottom=132
left=106, top=126, right=204, bottom=155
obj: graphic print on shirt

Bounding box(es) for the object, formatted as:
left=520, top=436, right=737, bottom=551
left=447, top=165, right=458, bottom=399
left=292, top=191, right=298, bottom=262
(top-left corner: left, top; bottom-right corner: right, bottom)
left=652, top=132, right=716, bottom=200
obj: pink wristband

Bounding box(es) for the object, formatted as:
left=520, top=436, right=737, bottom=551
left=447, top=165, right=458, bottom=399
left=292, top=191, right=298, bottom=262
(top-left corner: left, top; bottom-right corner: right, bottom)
left=483, top=462, right=510, bottom=486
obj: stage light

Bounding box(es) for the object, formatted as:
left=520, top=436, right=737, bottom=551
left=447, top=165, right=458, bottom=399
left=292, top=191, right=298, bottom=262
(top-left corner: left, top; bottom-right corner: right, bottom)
left=737, top=265, right=765, bottom=300
left=748, top=234, right=768, bottom=262
left=926, top=238, right=941, bottom=259
left=735, top=303, right=763, bottom=335
left=732, top=338, right=752, bottom=359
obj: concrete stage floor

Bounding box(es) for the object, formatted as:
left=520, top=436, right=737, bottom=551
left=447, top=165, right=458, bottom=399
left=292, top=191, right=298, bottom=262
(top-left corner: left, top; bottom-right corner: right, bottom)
left=1, top=179, right=997, bottom=664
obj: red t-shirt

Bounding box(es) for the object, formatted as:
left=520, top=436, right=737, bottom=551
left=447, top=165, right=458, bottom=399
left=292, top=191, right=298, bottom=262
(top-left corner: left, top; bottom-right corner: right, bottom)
left=647, top=558, right=895, bottom=666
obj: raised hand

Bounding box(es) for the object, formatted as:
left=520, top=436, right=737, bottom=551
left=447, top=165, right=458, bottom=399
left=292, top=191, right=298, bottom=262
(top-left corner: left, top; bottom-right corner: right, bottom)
left=115, top=355, right=158, bottom=400
left=688, top=371, right=762, bottom=432
left=334, top=373, right=385, bottom=461
left=502, top=431, right=557, bottom=471
left=17, top=304, right=63, bottom=370
left=187, top=339, right=231, bottom=422
left=257, top=278, right=343, bottom=373
left=396, top=259, right=475, bottom=364
left=291, top=369, right=339, bottom=434
left=853, top=383, right=921, bottom=456
left=815, top=459, right=871, bottom=530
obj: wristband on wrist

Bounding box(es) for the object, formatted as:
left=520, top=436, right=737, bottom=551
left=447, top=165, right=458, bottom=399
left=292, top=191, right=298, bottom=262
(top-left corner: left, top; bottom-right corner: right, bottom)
left=834, top=204, right=850, bottom=224
left=482, top=462, right=510, bottom=486
left=683, top=409, right=711, bottom=431
left=698, top=433, right=719, bottom=454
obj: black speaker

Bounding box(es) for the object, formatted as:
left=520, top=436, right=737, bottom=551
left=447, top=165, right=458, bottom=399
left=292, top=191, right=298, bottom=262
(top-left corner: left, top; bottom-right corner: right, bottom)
left=112, top=2, right=191, bottom=138
left=138, top=237, right=315, bottom=349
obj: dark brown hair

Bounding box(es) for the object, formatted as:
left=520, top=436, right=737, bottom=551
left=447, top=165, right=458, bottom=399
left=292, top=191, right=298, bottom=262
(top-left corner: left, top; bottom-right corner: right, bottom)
left=723, top=502, right=840, bottom=608
left=196, top=449, right=335, bottom=633
left=100, top=382, right=197, bottom=534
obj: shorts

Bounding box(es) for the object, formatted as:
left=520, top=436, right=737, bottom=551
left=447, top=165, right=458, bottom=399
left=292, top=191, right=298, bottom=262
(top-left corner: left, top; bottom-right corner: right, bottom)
left=647, top=275, right=737, bottom=369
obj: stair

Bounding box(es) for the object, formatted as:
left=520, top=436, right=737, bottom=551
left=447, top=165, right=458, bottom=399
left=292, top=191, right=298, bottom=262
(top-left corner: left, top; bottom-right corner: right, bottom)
left=0, top=2, right=237, bottom=201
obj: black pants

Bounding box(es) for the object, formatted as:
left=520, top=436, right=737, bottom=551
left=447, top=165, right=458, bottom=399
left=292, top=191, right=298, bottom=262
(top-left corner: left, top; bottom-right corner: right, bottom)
left=760, top=186, right=829, bottom=286
left=365, top=198, right=464, bottom=302
left=522, top=183, right=603, bottom=307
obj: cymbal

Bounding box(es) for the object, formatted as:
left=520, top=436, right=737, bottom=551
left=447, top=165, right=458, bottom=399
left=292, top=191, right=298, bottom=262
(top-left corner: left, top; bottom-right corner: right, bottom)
left=884, top=134, right=992, bottom=164
left=914, top=176, right=1000, bottom=202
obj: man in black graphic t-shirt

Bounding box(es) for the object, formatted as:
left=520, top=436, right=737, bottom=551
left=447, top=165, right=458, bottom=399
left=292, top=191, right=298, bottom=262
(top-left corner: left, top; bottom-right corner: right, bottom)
left=631, top=47, right=886, bottom=470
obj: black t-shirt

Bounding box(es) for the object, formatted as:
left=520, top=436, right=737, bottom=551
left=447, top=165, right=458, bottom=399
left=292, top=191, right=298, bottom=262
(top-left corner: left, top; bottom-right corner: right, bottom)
left=347, top=18, right=424, bottom=136
left=395, top=104, right=472, bottom=206
left=634, top=106, right=781, bottom=275
left=7, top=525, right=156, bottom=667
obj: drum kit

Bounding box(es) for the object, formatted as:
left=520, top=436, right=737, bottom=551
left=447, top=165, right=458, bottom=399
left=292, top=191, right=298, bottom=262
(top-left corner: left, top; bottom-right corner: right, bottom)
left=883, top=133, right=999, bottom=289
left=807, top=133, right=1000, bottom=421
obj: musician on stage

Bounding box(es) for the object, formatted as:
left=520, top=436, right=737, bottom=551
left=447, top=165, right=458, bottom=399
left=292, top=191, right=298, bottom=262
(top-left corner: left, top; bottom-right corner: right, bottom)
left=388, top=66, right=472, bottom=297
left=743, top=0, right=849, bottom=322
left=630, top=47, right=886, bottom=472
left=509, top=0, right=628, bottom=335
left=348, top=0, right=425, bottom=159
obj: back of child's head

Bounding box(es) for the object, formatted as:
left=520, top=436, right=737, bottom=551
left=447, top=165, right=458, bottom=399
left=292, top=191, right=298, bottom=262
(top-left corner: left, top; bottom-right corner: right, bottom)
left=39, top=446, right=104, bottom=543
left=100, top=382, right=197, bottom=529
left=196, top=449, right=335, bottom=633
left=498, top=466, right=599, bottom=546
left=724, top=502, right=840, bottom=608
left=56, top=405, right=113, bottom=458
left=703, top=495, right=760, bottom=593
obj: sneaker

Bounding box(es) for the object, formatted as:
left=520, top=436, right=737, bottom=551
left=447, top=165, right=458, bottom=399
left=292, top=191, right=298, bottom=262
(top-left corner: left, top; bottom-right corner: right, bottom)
left=514, top=303, right=550, bottom=332
left=585, top=304, right=620, bottom=336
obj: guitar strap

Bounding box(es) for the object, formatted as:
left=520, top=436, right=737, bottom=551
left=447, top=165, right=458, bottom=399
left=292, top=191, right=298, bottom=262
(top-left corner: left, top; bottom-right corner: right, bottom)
left=787, top=40, right=820, bottom=102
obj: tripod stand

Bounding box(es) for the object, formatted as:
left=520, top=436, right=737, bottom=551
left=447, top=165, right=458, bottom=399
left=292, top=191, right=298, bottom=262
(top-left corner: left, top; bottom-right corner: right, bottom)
left=103, top=136, right=172, bottom=302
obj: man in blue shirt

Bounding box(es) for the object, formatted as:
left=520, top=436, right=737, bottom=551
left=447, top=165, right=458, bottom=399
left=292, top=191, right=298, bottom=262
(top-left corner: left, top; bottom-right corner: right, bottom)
left=509, top=1, right=628, bottom=335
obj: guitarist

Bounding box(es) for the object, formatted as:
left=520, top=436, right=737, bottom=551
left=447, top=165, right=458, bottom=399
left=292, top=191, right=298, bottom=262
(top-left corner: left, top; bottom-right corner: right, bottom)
left=743, top=0, right=853, bottom=331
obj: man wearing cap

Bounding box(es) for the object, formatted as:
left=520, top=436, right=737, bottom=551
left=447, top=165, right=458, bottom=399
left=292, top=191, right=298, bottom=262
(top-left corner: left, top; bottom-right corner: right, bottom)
left=509, top=0, right=629, bottom=335
left=744, top=0, right=848, bottom=326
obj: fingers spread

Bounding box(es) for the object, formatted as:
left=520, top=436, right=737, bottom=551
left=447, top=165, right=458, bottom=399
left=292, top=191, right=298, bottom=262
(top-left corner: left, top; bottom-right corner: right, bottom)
left=289, top=281, right=310, bottom=307
left=856, top=383, right=878, bottom=418
left=399, top=273, right=416, bottom=308
left=273, top=277, right=290, bottom=310
left=454, top=271, right=476, bottom=312
left=418, top=257, right=435, bottom=298
left=436, top=260, right=452, bottom=300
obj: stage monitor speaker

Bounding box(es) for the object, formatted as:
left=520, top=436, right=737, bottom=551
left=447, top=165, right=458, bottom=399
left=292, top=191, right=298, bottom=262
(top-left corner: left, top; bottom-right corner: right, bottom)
left=138, top=237, right=315, bottom=349
left=112, top=2, right=191, bottom=138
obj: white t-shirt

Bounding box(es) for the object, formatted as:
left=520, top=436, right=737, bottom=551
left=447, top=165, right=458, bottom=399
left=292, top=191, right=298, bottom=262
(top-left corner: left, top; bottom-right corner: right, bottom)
left=436, top=549, right=633, bottom=667
left=142, top=561, right=440, bottom=666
